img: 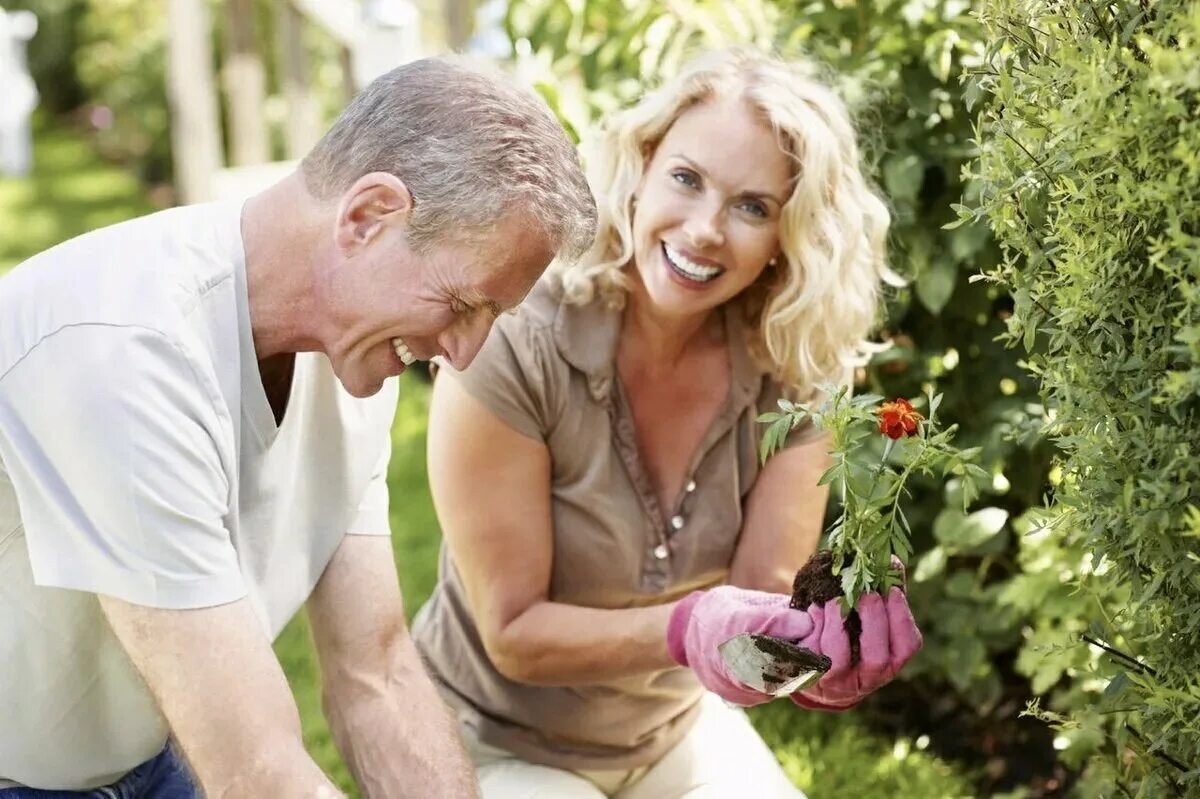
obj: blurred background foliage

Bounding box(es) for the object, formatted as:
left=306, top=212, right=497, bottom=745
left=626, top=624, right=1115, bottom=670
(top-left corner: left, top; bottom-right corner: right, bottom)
left=4, top=0, right=1196, bottom=795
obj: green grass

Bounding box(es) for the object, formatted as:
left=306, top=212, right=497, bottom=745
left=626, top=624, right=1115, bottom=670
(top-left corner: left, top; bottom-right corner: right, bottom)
left=0, top=117, right=155, bottom=273
left=2, top=121, right=976, bottom=798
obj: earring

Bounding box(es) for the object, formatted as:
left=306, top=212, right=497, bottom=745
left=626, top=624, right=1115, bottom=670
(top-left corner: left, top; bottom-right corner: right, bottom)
left=768, top=256, right=779, bottom=267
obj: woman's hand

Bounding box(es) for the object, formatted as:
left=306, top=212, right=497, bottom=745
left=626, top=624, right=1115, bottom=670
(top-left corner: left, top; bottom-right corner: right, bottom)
left=790, top=587, right=922, bottom=711
left=666, top=586, right=816, bottom=706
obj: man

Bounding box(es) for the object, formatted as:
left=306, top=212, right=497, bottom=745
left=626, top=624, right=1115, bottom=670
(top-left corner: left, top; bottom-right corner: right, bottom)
left=0, top=57, right=595, bottom=796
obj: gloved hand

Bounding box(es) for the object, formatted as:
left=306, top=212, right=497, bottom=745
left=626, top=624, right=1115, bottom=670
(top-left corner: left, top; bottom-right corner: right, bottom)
left=666, top=586, right=816, bottom=707
left=790, top=587, right=922, bottom=711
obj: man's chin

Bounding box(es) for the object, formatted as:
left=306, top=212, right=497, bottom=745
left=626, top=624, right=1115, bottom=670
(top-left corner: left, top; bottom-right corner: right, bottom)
left=336, top=372, right=386, bottom=399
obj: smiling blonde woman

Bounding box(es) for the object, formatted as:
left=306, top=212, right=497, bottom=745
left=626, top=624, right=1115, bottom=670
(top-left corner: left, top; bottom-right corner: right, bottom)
left=559, top=47, right=902, bottom=394
left=412, top=47, right=921, bottom=798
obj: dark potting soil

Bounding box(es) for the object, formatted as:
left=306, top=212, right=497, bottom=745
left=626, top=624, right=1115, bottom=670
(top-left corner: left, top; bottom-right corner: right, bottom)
left=790, top=550, right=864, bottom=665
left=752, top=634, right=832, bottom=687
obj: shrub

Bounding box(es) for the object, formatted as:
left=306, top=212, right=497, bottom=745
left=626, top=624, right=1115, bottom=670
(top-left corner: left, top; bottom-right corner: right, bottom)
left=964, top=1, right=1200, bottom=792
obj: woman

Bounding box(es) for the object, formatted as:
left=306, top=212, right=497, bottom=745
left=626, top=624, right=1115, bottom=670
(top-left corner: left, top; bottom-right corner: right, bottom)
left=412, top=47, right=921, bottom=797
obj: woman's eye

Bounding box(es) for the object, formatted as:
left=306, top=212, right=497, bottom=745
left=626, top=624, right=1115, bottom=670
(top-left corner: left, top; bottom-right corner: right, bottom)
left=670, top=169, right=700, bottom=189
left=739, top=201, right=769, bottom=219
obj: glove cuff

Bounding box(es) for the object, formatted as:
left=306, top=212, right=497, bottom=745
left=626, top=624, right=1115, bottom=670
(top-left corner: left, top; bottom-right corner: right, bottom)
left=665, top=590, right=705, bottom=666
left=791, top=692, right=859, bottom=713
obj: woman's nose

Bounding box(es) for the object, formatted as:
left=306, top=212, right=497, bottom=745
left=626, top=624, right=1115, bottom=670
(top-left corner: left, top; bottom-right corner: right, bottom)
left=683, top=204, right=725, bottom=249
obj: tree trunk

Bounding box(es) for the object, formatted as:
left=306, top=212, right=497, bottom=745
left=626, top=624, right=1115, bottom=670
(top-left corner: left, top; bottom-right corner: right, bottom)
left=165, top=0, right=224, bottom=204
left=444, top=0, right=473, bottom=51
left=223, top=0, right=269, bottom=165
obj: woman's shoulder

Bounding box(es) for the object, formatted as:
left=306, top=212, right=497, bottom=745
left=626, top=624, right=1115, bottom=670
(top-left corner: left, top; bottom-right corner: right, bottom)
left=510, top=275, right=566, bottom=331
left=477, top=276, right=573, bottom=379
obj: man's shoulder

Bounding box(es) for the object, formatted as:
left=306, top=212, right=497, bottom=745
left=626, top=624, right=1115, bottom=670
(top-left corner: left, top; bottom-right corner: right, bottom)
left=0, top=203, right=244, bottom=376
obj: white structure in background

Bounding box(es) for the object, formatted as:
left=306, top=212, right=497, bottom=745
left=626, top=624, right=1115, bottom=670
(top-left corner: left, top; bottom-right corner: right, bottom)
left=468, top=0, right=512, bottom=60
left=209, top=0, right=423, bottom=202
left=291, top=0, right=422, bottom=87
left=355, top=0, right=421, bottom=87
left=0, top=7, right=38, bottom=177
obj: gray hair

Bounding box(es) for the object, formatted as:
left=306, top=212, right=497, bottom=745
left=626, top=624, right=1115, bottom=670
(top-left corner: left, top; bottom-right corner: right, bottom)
left=301, top=57, right=596, bottom=256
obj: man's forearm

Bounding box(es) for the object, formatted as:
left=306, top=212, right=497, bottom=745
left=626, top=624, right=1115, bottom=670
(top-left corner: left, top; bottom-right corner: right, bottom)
left=96, top=594, right=345, bottom=797
left=323, top=640, right=479, bottom=799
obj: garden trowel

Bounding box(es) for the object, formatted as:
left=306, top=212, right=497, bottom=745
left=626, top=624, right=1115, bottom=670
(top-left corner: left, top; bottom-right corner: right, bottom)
left=718, top=633, right=832, bottom=697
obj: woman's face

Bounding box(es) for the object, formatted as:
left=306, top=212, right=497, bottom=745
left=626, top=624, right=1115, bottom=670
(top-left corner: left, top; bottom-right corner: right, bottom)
left=630, top=96, right=792, bottom=322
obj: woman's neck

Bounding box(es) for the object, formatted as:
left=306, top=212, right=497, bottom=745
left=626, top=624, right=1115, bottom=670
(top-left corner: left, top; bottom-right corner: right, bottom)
left=618, top=283, right=722, bottom=376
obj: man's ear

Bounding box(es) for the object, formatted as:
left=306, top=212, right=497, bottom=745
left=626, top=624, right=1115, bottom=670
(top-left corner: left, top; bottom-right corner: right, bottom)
left=333, top=172, right=414, bottom=254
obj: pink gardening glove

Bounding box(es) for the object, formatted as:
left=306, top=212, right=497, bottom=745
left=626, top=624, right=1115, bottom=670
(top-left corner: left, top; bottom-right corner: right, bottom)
left=790, top=587, right=922, bottom=711
left=667, top=586, right=816, bottom=707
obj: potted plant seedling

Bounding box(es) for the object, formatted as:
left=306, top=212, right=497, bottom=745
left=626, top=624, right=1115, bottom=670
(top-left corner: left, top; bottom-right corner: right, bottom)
left=720, top=387, right=985, bottom=693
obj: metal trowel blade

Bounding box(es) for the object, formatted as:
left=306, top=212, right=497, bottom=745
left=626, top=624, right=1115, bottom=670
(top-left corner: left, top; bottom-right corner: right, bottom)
left=717, top=633, right=831, bottom=697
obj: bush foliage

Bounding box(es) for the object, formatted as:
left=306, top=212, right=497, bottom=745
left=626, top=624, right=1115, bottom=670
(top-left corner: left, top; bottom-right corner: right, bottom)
left=965, top=1, right=1200, bottom=793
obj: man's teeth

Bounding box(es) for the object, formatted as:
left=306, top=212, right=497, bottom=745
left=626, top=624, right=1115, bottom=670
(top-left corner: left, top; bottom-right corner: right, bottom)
left=663, top=243, right=722, bottom=282
left=392, top=338, right=416, bottom=366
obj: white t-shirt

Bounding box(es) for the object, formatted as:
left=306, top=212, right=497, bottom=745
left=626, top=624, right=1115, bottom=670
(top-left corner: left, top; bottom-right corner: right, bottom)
left=0, top=202, right=398, bottom=789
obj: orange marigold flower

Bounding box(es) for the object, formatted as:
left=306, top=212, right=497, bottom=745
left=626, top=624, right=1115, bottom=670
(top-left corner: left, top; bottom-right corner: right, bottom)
left=877, top=398, right=923, bottom=440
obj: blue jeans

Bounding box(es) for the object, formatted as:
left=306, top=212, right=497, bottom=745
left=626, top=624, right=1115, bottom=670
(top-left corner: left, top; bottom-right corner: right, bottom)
left=0, top=743, right=198, bottom=798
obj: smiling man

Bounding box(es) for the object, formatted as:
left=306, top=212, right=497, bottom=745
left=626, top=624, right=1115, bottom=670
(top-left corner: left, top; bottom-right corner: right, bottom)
left=0, top=58, right=595, bottom=797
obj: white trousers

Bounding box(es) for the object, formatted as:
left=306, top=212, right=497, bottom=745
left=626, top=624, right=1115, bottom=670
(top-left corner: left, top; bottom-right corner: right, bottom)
left=462, top=693, right=806, bottom=799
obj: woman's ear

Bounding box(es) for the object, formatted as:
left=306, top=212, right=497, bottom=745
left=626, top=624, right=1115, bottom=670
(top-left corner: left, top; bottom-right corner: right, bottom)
left=641, top=140, right=656, bottom=168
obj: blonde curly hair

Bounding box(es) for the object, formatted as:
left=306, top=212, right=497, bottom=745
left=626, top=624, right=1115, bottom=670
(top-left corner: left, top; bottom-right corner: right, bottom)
left=554, top=47, right=900, bottom=396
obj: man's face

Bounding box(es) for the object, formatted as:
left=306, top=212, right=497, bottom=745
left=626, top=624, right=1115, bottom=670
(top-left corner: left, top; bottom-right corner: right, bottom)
left=320, top=199, right=554, bottom=398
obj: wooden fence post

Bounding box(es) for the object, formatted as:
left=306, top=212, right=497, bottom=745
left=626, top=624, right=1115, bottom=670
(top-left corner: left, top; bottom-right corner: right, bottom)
left=165, top=0, right=224, bottom=204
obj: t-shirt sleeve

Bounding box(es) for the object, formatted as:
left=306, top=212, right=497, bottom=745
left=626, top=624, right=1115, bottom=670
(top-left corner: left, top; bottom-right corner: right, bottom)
left=345, top=430, right=392, bottom=537
left=441, top=314, right=557, bottom=443
left=0, top=325, right=245, bottom=609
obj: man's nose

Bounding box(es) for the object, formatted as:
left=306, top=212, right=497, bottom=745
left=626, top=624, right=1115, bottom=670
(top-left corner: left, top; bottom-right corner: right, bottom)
left=438, top=314, right=496, bottom=371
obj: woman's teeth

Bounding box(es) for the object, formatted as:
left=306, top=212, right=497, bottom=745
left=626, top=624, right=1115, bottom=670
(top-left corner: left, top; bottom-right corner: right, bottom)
left=663, top=243, right=722, bottom=283
left=392, top=338, right=416, bottom=366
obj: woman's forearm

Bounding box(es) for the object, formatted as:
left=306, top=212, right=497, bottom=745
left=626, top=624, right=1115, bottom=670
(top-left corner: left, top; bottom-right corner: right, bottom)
left=487, top=600, right=679, bottom=686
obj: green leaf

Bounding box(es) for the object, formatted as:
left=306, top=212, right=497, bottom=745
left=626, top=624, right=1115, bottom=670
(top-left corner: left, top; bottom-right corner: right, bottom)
left=1102, top=671, right=1130, bottom=704
left=850, top=393, right=886, bottom=408
left=882, top=153, right=925, bottom=202
left=817, top=462, right=843, bottom=487
left=914, top=546, right=948, bottom=582
left=933, top=507, right=1010, bottom=554
left=759, top=418, right=790, bottom=463
left=916, top=257, right=958, bottom=315
left=928, top=391, right=944, bottom=418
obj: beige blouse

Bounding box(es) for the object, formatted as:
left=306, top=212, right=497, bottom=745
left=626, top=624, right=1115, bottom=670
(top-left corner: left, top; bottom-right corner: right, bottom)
left=411, top=278, right=822, bottom=770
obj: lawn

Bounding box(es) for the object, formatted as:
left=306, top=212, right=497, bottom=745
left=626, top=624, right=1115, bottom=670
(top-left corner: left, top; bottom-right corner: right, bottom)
left=1, top=122, right=976, bottom=797
left=0, top=118, right=155, bottom=273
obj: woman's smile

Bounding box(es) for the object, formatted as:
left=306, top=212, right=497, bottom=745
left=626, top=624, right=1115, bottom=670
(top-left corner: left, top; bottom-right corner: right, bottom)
left=661, top=241, right=726, bottom=285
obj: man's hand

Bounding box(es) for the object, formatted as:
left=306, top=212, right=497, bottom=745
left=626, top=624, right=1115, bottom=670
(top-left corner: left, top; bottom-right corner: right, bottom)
left=97, top=595, right=343, bottom=796
left=308, top=534, right=479, bottom=798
